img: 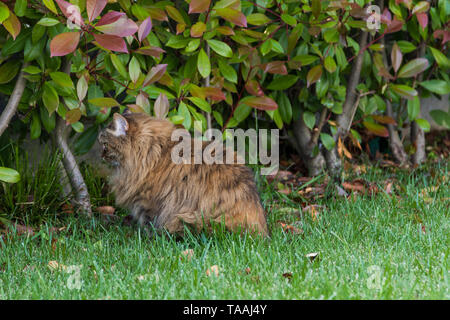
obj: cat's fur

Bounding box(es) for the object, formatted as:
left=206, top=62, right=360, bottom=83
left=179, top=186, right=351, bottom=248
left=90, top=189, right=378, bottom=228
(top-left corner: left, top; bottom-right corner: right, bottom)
left=98, top=112, right=268, bottom=236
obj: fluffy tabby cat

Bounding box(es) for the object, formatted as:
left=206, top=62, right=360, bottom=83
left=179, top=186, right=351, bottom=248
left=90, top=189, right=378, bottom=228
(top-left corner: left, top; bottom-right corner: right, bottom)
left=98, top=112, right=268, bottom=236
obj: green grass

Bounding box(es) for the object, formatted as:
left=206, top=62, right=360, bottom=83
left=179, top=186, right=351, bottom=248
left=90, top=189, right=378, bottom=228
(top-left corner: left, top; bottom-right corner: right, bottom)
left=0, top=144, right=448, bottom=299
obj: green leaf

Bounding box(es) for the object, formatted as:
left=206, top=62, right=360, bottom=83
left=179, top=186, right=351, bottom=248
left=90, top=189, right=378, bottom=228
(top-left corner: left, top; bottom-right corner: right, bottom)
left=30, top=110, right=41, bottom=140
left=415, top=118, right=430, bottom=132
left=110, top=54, right=128, bottom=79
left=206, top=39, right=233, bottom=58
left=42, top=82, right=59, bottom=115
left=88, top=97, right=120, bottom=108
left=324, top=56, right=337, bottom=73
left=0, top=2, right=10, bottom=23
left=14, top=0, right=27, bottom=17
left=40, top=106, right=55, bottom=133
left=218, top=59, right=237, bottom=83
left=320, top=133, right=335, bottom=150
left=293, top=55, right=319, bottom=66
left=303, top=111, right=316, bottom=130
left=312, top=0, right=321, bottom=18
left=247, top=13, right=271, bottom=25
left=281, top=14, right=297, bottom=26
left=129, top=56, right=141, bottom=83
left=390, top=84, right=418, bottom=99
left=43, top=0, right=58, bottom=14
left=397, top=40, right=416, bottom=53
left=428, top=46, right=450, bottom=69
left=187, top=97, right=211, bottom=113
left=306, top=65, right=322, bottom=87
left=397, top=58, right=429, bottom=78
left=0, top=167, right=20, bottom=183
left=407, top=96, right=420, bottom=121
left=37, top=17, right=60, bottom=26
left=234, top=103, right=252, bottom=123
left=197, top=48, right=211, bottom=78
left=269, top=39, right=284, bottom=54
left=266, top=75, right=298, bottom=90
left=278, top=93, right=292, bottom=124
left=429, top=110, right=450, bottom=129
left=419, top=80, right=450, bottom=95
left=0, top=60, right=20, bottom=84
left=50, top=71, right=74, bottom=88
left=23, top=65, right=42, bottom=74
left=74, top=125, right=99, bottom=155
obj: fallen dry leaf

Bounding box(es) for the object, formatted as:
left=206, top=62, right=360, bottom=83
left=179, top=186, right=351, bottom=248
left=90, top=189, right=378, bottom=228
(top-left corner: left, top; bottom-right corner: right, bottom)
left=302, top=205, right=324, bottom=221
left=267, top=170, right=295, bottom=183
left=279, top=222, right=302, bottom=235
left=206, top=265, right=220, bottom=277
left=180, top=249, right=194, bottom=261
left=48, top=261, right=67, bottom=271
left=282, top=272, right=293, bottom=280
left=61, top=203, right=74, bottom=214
left=96, top=206, right=115, bottom=215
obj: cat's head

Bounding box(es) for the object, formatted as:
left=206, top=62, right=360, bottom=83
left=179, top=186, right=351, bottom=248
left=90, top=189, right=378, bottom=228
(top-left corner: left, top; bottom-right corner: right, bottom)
left=98, top=112, right=174, bottom=168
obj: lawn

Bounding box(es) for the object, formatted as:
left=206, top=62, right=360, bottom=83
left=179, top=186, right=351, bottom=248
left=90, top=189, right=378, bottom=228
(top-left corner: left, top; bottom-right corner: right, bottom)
left=0, top=148, right=448, bottom=299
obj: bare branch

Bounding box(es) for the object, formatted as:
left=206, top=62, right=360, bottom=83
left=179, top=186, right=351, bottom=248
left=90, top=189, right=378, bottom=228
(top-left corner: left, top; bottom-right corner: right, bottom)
left=53, top=59, right=92, bottom=215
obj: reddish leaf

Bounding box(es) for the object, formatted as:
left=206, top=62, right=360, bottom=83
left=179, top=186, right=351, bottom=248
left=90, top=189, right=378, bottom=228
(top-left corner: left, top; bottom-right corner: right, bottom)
left=65, top=108, right=81, bottom=124
left=138, top=17, right=152, bottom=42
left=244, top=96, right=278, bottom=111
left=306, top=65, right=322, bottom=88
left=50, top=32, right=80, bottom=57
left=261, top=61, right=288, bottom=75
left=189, top=0, right=211, bottom=14
left=386, top=18, right=403, bottom=34
left=54, top=0, right=84, bottom=26
left=416, top=12, right=428, bottom=30
left=245, top=80, right=264, bottom=96
left=96, top=11, right=125, bottom=26
left=3, top=12, right=21, bottom=40
left=190, top=86, right=226, bottom=101
left=216, top=26, right=235, bottom=36
left=372, top=115, right=397, bottom=125
left=143, top=64, right=168, bottom=87
left=380, top=8, right=392, bottom=23
left=190, top=21, right=206, bottom=38
left=136, top=46, right=165, bottom=57
left=93, top=33, right=128, bottom=53
left=203, top=87, right=226, bottom=101
left=433, top=30, right=450, bottom=45
left=216, top=8, right=247, bottom=27
left=95, top=16, right=138, bottom=37
left=86, top=0, right=107, bottom=22
left=147, top=8, right=168, bottom=22
left=363, top=121, right=389, bottom=137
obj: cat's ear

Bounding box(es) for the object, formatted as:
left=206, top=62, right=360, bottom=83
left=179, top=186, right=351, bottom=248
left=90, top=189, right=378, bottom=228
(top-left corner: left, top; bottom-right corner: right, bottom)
left=111, top=113, right=129, bottom=137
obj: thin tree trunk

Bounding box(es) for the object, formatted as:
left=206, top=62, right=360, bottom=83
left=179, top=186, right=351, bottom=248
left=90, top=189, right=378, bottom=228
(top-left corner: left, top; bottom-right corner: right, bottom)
left=386, top=100, right=408, bottom=164
left=324, top=31, right=368, bottom=177
left=205, top=44, right=212, bottom=139
left=411, top=43, right=427, bottom=165
left=53, top=59, right=92, bottom=215
left=292, top=113, right=326, bottom=176
left=378, top=20, right=409, bottom=165
left=0, top=62, right=29, bottom=136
